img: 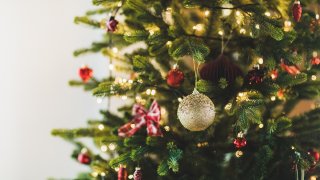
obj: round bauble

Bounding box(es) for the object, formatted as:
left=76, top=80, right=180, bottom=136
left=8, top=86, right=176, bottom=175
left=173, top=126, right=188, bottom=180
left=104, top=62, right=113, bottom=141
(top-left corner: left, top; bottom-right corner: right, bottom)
left=245, top=66, right=266, bottom=85
left=167, top=67, right=184, bottom=88
left=77, top=152, right=91, bottom=164
left=177, top=89, right=215, bottom=131
left=200, top=55, right=243, bottom=85
left=79, top=65, right=93, bottom=83
left=292, top=0, right=302, bottom=22
left=233, top=137, right=247, bottom=149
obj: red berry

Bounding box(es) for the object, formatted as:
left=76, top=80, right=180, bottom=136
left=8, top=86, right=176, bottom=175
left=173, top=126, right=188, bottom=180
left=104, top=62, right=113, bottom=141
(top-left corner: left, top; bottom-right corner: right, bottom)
left=233, top=137, right=247, bottom=149
left=166, top=68, right=184, bottom=88
left=77, top=153, right=91, bottom=164
left=79, top=66, right=93, bottom=83
left=270, top=69, right=278, bottom=80
left=292, top=1, right=302, bottom=22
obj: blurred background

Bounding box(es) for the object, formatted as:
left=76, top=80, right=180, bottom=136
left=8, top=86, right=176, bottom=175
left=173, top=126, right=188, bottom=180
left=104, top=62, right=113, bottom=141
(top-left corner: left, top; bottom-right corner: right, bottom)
left=0, top=0, right=114, bottom=179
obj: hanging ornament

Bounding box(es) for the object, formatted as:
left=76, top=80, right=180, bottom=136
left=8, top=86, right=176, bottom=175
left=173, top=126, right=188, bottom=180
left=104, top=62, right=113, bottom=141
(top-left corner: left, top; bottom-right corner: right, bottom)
left=118, top=165, right=128, bottom=180
left=177, top=89, right=215, bottom=131
left=308, top=150, right=320, bottom=163
left=245, top=66, right=266, bottom=85
left=118, top=100, right=162, bottom=137
left=167, top=65, right=184, bottom=88
left=77, top=149, right=91, bottom=165
left=200, top=55, right=243, bottom=85
left=311, top=52, right=320, bottom=65
left=233, top=132, right=247, bottom=149
left=133, top=167, right=142, bottom=180
left=79, top=65, right=93, bottom=83
left=270, top=69, right=279, bottom=80
left=280, top=59, right=300, bottom=75
left=292, top=0, right=302, bottom=22
left=106, top=16, right=119, bottom=32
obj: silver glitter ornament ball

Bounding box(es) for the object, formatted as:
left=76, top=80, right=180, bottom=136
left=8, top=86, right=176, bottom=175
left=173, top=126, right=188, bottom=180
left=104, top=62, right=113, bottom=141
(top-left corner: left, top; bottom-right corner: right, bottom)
left=177, top=89, right=216, bottom=131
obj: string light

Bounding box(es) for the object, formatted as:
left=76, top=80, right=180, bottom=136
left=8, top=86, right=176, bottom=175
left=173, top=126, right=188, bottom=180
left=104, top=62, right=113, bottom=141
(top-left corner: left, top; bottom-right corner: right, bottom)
left=97, top=98, right=103, bottom=104
left=224, top=103, right=232, bottom=110
left=101, top=145, right=108, bottom=152
left=146, top=89, right=151, bottom=95
left=108, top=143, right=116, bottom=151
left=311, top=75, right=317, bottom=81
left=258, top=57, right=264, bottom=64
left=149, top=30, right=155, bottom=35
left=235, top=150, right=243, bottom=157
left=128, top=79, right=133, bottom=84
left=218, top=30, right=224, bottom=36
left=121, top=95, right=128, bottom=100
left=115, top=167, right=120, bottom=172
left=98, top=124, right=105, bottom=131
left=151, top=89, right=156, bottom=96
left=235, top=11, right=241, bottom=16
left=236, top=92, right=249, bottom=102
left=310, top=176, right=317, bottom=180
left=128, top=175, right=134, bottom=179
left=270, top=96, right=276, bottom=101
left=101, top=172, right=106, bottom=177
left=109, top=64, right=114, bottom=70
left=164, top=126, right=170, bottom=131
left=178, top=97, right=183, bottom=102
left=92, top=172, right=99, bottom=177
left=291, top=146, right=295, bottom=150
left=166, top=41, right=172, bottom=47
left=112, top=47, right=119, bottom=53
left=192, top=24, right=204, bottom=31
left=259, top=124, right=264, bottom=128
left=264, top=11, right=271, bottom=17
left=204, top=10, right=210, bottom=17
left=284, top=20, right=292, bottom=32
left=255, top=24, right=260, bottom=29
left=313, top=51, right=318, bottom=57
left=221, top=3, right=233, bottom=17
left=316, top=14, right=320, bottom=20
left=130, top=124, right=136, bottom=128
left=239, top=28, right=246, bottom=34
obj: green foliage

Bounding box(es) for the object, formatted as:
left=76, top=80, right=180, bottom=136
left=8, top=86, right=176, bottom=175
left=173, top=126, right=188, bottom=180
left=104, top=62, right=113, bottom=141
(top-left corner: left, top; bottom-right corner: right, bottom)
left=169, top=37, right=210, bottom=62
left=124, top=30, right=150, bottom=43
left=74, top=16, right=100, bottom=28
left=276, top=73, right=307, bottom=87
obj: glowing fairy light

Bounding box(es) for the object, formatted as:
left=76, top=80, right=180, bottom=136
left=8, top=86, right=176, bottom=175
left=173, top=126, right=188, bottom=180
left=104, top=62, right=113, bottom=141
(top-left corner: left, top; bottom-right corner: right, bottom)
left=192, top=24, right=204, bottom=31
left=258, top=58, right=264, bottom=64
left=146, top=89, right=151, bottom=95
left=98, top=124, right=105, bottom=131
left=108, top=143, right=116, bottom=151
left=259, top=124, right=264, bottom=128
left=264, top=11, right=271, bottom=17
left=311, top=75, right=317, bottom=81
left=255, top=24, right=260, bottom=29
left=101, top=145, right=108, bottom=152
left=151, top=89, right=156, bottom=96
left=239, top=28, right=246, bottom=34
left=270, top=96, right=276, bottom=101
left=218, top=30, right=224, bottom=36
left=204, top=10, right=210, bottom=17
left=112, top=47, right=118, bottom=53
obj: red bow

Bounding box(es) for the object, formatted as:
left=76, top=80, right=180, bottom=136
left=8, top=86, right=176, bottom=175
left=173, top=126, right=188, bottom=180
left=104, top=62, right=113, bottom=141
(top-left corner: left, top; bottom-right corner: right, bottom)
left=280, top=59, right=300, bottom=75
left=118, top=100, right=162, bottom=137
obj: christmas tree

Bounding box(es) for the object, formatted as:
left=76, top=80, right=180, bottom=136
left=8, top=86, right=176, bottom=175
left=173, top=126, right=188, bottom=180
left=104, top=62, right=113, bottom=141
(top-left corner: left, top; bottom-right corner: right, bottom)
left=52, top=0, right=320, bottom=179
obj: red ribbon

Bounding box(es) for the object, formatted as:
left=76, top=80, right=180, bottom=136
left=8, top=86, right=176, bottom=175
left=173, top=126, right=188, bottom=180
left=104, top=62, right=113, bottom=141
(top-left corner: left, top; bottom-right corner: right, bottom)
left=118, top=100, right=162, bottom=137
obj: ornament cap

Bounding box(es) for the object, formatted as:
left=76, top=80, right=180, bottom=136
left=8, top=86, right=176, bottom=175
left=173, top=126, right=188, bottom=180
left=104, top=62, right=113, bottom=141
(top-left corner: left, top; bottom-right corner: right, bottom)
left=192, top=88, right=200, bottom=95
left=294, top=0, right=300, bottom=4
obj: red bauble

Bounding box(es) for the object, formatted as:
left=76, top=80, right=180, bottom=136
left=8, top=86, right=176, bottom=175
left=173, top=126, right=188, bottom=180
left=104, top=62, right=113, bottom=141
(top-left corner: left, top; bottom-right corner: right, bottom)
left=309, top=150, right=320, bottom=162
left=311, top=56, right=320, bottom=65
left=233, top=137, right=247, bottom=149
left=166, top=67, right=184, bottom=88
left=133, top=167, right=142, bottom=180
left=118, top=165, right=128, bottom=180
left=79, top=66, right=93, bottom=83
left=200, top=55, right=243, bottom=85
left=107, top=16, right=119, bottom=32
left=246, top=67, right=266, bottom=85
left=280, top=59, right=300, bottom=75
left=77, top=153, right=91, bottom=164
left=292, top=0, right=302, bottom=22
left=270, top=69, right=279, bottom=80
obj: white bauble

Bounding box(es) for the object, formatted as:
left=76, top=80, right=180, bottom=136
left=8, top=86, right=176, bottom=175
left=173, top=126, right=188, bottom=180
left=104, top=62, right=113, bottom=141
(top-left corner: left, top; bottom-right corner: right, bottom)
left=177, top=89, right=216, bottom=131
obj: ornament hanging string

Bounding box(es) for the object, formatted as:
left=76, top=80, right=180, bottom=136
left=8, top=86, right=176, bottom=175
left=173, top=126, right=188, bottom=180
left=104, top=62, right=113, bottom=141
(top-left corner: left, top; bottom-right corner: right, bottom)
left=220, top=30, right=233, bottom=54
